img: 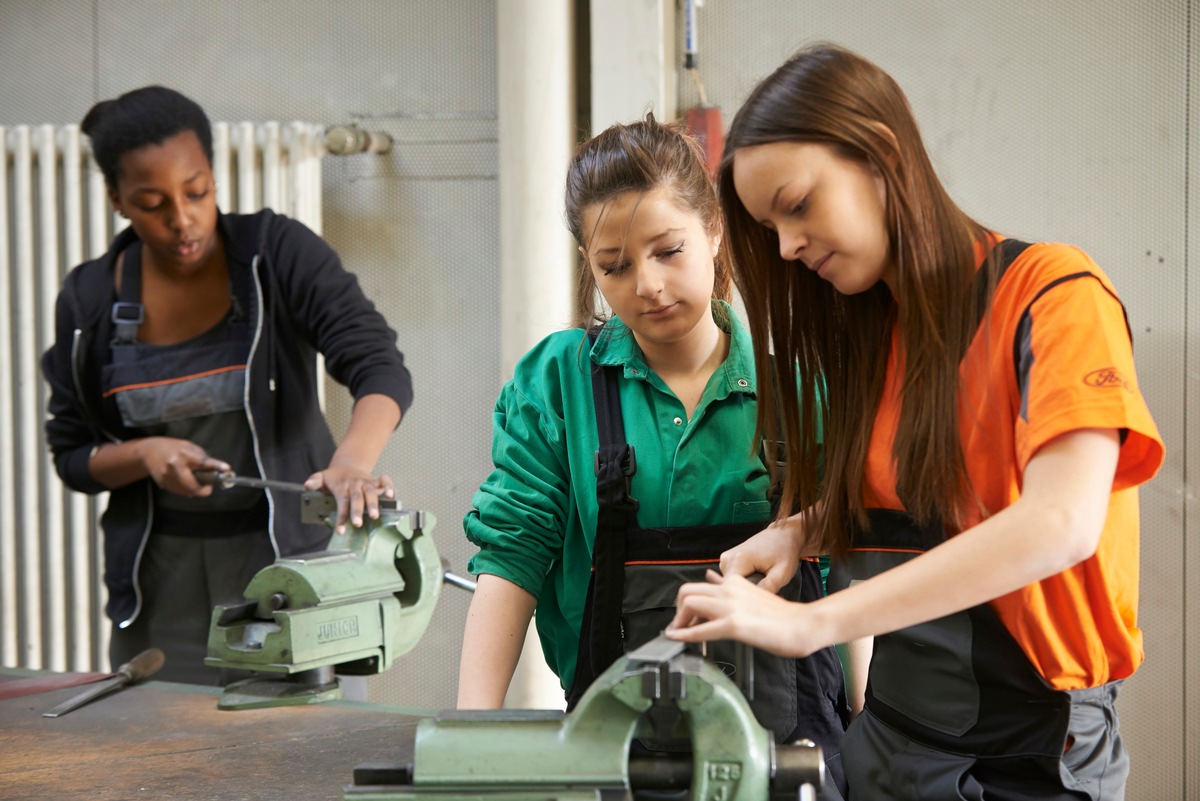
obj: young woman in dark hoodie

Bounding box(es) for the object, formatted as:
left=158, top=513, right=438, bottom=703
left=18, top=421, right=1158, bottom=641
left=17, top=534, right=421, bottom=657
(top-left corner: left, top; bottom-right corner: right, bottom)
left=41, top=86, right=413, bottom=685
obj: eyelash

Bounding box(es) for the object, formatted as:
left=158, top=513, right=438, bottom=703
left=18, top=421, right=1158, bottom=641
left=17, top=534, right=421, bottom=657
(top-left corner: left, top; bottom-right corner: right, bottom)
left=138, top=190, right=209, bottom=212
left=601, top=245, right=685, bottom=276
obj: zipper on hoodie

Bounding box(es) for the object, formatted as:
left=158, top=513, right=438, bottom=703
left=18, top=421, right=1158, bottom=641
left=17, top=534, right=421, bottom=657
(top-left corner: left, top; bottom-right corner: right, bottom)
left=245, top=255, right=280, bottom=559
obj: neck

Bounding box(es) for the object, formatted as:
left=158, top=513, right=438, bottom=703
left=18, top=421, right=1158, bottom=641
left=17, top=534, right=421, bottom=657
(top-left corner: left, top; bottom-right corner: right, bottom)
left=143, top=238, right=227, bottom=284
left=635, top=306, right=727, bottom=380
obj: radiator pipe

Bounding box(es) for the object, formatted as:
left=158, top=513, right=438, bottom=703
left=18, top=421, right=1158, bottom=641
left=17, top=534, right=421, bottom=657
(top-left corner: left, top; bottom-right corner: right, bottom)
left=324, top=125, right=392, bottom=155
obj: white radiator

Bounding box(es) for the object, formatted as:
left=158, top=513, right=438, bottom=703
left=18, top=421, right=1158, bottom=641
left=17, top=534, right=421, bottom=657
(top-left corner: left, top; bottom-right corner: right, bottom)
left=0, top=121, right=326, bottom=672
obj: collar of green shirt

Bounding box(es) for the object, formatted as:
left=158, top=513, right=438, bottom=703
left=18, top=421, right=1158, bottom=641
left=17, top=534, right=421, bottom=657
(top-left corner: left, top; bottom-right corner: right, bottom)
left=588, top=300, right=757, bottom=401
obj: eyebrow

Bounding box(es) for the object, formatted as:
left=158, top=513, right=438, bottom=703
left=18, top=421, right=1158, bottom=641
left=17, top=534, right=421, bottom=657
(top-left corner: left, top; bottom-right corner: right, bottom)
left=129, top=170, right=206, bottom=195
left=592, top=227, right=685, bottom=255
left=770, top=183, right=789, bottom=213
left=753, top=183, right=789, bottom=227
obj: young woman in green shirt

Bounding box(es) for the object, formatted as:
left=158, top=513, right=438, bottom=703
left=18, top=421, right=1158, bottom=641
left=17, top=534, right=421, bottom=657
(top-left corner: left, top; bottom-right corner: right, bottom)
left=457, top=115, right=848, bottom=793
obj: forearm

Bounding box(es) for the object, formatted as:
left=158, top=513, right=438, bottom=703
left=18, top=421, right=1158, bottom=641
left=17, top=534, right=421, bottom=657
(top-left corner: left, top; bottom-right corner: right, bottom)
left=671, top=430, right=1119, bottom=658
left=457, top=573, right=538, bottom=709
left=88, top=437, right=231, bottom=496
left=330, top=394, right=402, bottom=473
left=88, top=440, right=154, bottom=489
left=795, top=429, right=1114, bottom=653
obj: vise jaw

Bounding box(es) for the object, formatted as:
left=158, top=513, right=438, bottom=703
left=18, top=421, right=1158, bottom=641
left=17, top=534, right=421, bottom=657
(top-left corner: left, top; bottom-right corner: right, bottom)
left=346, top=635, right=824, bottom=800
left=205, top=495, right=441, bottom=710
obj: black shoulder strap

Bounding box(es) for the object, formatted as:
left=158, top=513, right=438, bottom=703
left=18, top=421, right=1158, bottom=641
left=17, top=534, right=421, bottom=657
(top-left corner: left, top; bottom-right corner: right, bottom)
left=110, top=242, right=145, bottom=347
left=1005, top=241, right=1133, bottom=427
left=972, top=238, right=1030, bottom=331
left=761, top=359, right=787, bottom=505
left=589, top=327, right=639, bottom=517
left=586, top=327, right=639, bottom=675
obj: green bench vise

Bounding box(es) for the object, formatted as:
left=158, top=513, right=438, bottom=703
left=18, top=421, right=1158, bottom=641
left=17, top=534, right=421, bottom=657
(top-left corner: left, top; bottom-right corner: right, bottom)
left=205, top=493, right=442, bottom=710
left=346, top=635, right=824, bottom=801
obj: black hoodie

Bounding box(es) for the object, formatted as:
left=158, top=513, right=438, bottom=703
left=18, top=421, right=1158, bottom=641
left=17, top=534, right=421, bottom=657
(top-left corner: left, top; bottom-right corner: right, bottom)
left=41, top=208, right=413, bottom=626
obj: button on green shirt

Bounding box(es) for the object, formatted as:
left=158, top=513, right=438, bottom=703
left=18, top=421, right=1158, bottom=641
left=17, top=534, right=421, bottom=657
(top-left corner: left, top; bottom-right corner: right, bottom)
left=466, top=302, right=779, bottom=690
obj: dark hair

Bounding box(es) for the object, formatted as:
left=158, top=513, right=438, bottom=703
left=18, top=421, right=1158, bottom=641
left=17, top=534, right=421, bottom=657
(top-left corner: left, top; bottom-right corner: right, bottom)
left=719, top=44, right=993, bottom=552
left=81, top=86, right=213, bottom=190
left=565, top=112, right=729, bottom=328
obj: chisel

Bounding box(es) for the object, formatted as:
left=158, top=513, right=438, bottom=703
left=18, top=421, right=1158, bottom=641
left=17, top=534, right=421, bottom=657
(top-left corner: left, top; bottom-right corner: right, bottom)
left=42, top=647, right=165, bottom=718
left=194, top=469, right=308, bottom=494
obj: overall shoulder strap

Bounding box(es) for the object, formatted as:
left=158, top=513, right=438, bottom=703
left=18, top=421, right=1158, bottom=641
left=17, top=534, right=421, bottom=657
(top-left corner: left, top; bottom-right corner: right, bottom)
left=589, top=327, right=638, bottom=515
left=585, top=327, right=639, bottom=677
left=972, top=238, right=1030, bottom=331
left=110, top=242, right=145, bottom=348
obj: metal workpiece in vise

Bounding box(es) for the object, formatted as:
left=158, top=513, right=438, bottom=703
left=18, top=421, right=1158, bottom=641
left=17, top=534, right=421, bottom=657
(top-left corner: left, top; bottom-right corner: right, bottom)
left=203, top=473, right=455, bottom=710
left=346, top=635, right=824, bottom=801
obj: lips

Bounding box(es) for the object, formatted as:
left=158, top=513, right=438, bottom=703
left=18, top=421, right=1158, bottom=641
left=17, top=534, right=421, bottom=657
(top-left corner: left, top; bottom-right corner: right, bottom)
left=172, top=240, right=200, bottom=257
left=810, top=253, right=832, bottom=276
left=644, top=303, right=676, bottom=316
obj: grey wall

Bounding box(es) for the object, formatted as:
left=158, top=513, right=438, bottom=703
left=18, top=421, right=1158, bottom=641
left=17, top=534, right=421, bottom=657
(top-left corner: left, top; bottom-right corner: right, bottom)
left=0, top=0, right=500, bottom=710
left=675, top=2, right=1194, bottom=798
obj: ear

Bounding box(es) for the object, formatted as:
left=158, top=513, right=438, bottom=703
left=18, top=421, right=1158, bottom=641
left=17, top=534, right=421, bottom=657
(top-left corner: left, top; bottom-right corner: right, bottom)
left=577, top=245, right=589, bottom=265
left=107, top=187, right=124, bottom=217
left=710, top=224, right=723, bottom=257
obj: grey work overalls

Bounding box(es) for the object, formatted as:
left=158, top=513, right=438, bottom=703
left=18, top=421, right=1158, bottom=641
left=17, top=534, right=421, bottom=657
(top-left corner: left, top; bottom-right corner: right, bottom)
left=833, top=510, right=1127, bottom=801
left=566, top=342, right=849, bottom=797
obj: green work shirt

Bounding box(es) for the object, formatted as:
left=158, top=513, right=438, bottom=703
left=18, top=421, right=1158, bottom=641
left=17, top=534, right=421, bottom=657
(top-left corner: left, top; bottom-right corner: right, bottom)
left=466, top=302, right=802, bottom=690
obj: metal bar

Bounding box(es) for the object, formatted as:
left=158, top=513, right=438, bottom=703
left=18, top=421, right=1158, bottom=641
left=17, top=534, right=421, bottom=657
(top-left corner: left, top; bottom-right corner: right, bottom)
left=195, top=469, right=308, bottom=495
left=236, top=121, right=256, bottom=212
left=60, top=124, right=94, bottom=672
left=12, top=125, right=42, bottom=668
left=212, top=122, right=231, bottom=211
left=38, top=124, right=68, bottom=672
left=260, top=122, right=281, bottom=211
left=324, top=125, right=392, bottom=156
left=84, top=138, right=111, bottom=670
left=0, top=126, right=15, bottom=667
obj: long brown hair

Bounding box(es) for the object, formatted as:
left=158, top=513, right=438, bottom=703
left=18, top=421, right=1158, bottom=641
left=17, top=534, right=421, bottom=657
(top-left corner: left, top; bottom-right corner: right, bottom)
left=565, top=113, right=731, bottom=328
left=719, top=44, right=995, bottom=553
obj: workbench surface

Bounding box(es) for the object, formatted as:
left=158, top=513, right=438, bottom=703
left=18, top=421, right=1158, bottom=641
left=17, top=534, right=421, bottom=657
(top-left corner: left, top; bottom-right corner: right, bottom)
left=0, top=671, right=423, bottom=800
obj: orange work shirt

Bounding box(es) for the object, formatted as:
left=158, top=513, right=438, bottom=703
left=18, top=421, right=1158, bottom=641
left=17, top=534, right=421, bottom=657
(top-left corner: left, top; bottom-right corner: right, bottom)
left=863, top=239, right=1164, bottom=690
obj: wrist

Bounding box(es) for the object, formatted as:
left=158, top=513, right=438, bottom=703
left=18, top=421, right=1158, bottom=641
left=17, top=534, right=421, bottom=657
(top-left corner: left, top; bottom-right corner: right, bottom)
left=802, top=596, right=840, bottom=655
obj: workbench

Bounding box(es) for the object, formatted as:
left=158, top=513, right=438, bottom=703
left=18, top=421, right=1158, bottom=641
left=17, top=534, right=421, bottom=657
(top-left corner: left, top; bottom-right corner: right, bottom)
left=0, top=670, right=423, bottom=800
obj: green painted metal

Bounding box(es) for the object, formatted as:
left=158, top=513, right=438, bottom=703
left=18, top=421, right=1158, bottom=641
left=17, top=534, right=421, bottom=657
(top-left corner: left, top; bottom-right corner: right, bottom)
left=205, top=502, right=442, bottom=709
left=344, top=635, right=822, bottom=800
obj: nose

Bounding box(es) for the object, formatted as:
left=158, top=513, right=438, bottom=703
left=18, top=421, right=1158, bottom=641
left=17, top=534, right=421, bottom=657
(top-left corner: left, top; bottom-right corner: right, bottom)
left=777, top=223, right=808, bottom=262
left=166, top=198, right=194, bottom=232
left=633, top=260, right=664, bottom=299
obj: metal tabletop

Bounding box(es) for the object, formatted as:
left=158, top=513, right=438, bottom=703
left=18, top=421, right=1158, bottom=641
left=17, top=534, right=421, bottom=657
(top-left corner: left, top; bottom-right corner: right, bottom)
left=0, top=670, right=422, bottom=800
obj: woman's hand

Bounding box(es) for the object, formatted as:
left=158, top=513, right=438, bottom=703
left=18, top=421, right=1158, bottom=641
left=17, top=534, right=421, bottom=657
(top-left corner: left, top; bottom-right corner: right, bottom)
left=719, top=515, right=810, bottom=593
left=305, top=464, right=395, bottom=533
left=666, top=570, right=829, bottom=658
left=139, top=437, right=229, bottom=497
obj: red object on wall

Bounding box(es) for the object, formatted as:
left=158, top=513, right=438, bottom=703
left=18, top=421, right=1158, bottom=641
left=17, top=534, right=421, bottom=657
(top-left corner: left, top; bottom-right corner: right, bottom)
left=686, top=106, right=724, bottom=178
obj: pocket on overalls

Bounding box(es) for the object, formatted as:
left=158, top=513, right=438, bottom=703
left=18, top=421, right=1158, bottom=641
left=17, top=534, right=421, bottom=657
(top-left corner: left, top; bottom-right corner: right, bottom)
left=102, top=342, right=247, bottom=429
left=732, top=500, right=771, bottom=524
left=870, top=613, right=980, bottom=736
left=1057, top=682, right=1127, bottom=801
left=621, top=561, right=715, bottom=655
